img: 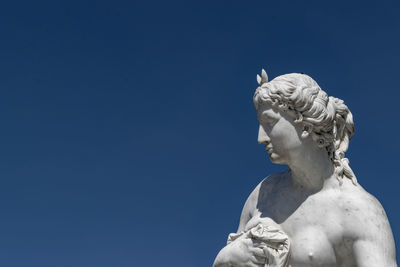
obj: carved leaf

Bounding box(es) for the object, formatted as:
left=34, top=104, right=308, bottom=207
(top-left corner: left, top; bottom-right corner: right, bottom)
left=257, top=74, right=262, bottom=85
left=261, top=69, right=268, bottom=83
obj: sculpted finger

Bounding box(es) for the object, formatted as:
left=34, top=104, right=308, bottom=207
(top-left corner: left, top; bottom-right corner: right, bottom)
left=250, top=247, right=266, bottom=258
left=263, top=247, right=278, bottom=266
left=243, top=237, right=255, bottom=246
left=250, top=255, right=266, bottom=265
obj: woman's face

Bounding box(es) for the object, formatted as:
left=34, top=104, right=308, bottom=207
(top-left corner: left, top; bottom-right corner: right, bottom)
left=256, top=102, right=305, bottom=165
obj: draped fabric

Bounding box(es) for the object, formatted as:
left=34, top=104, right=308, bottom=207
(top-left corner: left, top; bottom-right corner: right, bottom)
left=227, top=224, right=291, bottom=267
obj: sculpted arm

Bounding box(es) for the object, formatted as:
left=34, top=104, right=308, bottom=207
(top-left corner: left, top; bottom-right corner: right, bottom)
left=213, top=183, right=262, bottom=267
left=353, top=239, right=397, bottom=267
left=350, top=195, right=397, bottom=267
left=237, top=182, right=260, bottom=232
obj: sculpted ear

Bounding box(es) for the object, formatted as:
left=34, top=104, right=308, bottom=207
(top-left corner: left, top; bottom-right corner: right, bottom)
left=301, top=124, right=313, bottom=139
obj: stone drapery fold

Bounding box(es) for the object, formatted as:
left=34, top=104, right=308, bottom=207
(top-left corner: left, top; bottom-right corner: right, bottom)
left=227, top=224, right=291, bottom=267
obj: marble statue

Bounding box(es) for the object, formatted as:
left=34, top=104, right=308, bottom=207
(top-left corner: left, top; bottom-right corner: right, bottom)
left=213, top=70, right=397, bottom=267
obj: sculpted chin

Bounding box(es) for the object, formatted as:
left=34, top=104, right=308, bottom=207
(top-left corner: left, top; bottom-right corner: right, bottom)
left=213, top=70, right=397, bottom=267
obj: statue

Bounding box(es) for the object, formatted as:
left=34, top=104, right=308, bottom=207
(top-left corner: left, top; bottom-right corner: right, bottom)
left=213, top=70, right=397, bottom=267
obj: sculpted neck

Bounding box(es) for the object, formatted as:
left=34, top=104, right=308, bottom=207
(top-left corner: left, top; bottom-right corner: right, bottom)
left=287, top=144, right=335, bottom=191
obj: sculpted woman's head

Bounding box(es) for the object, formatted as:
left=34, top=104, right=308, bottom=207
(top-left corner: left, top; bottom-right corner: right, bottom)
left=253, top=70, right=357, bottom=185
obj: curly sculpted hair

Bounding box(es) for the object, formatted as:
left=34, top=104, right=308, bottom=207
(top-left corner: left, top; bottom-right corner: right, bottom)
left=254, top=73, right=357, bottom=185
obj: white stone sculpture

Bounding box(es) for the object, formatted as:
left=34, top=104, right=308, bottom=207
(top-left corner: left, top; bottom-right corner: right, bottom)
left=213, top=70, right=397, bottom=267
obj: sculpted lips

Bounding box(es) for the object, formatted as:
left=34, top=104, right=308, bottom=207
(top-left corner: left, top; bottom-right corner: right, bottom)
left=265, top=143, right=273, bottom=153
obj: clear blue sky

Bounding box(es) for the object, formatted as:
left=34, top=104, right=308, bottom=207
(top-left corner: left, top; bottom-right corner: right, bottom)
left=0, top=0, right=399, bottom=266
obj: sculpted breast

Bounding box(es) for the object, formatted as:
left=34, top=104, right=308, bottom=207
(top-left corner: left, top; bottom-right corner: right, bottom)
left=290, top=226, right=337, bottom=266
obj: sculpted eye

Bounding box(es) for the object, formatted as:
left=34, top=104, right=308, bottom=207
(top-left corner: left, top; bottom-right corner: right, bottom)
left=261, top=115, right=278, bottom=126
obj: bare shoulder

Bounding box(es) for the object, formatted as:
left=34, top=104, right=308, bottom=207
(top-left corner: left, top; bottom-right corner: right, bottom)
left=339, top=183, right=392, bottom=235
left=338, top=182, right=395, bottom=252
left=237, top=172, right=284, bottom=232
left=338, top=181, right=397, bottom=264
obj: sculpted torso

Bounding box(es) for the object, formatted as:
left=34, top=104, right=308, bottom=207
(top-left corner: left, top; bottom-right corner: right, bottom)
left=240, top=172, right=395, bottom=267
left=213, top=70, right=397, bottom=267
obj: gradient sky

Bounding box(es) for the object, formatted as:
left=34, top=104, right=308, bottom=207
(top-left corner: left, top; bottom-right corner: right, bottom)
left=0, top=0, right=399, bottom=266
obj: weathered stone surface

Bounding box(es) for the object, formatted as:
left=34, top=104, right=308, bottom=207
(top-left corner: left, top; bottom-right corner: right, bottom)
left=213, top=70, right=397, bottom=267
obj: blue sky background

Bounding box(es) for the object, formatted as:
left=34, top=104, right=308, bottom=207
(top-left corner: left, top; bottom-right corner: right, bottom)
left=0, top=0, right=399, bottom=266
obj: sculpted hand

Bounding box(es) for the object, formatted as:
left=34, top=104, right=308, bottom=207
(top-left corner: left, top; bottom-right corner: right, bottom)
left=213, top=235, right=267, bottom=267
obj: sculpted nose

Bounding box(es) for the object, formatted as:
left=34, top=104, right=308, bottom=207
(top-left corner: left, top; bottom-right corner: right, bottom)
left=258, top=125, right=270, bottom=144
